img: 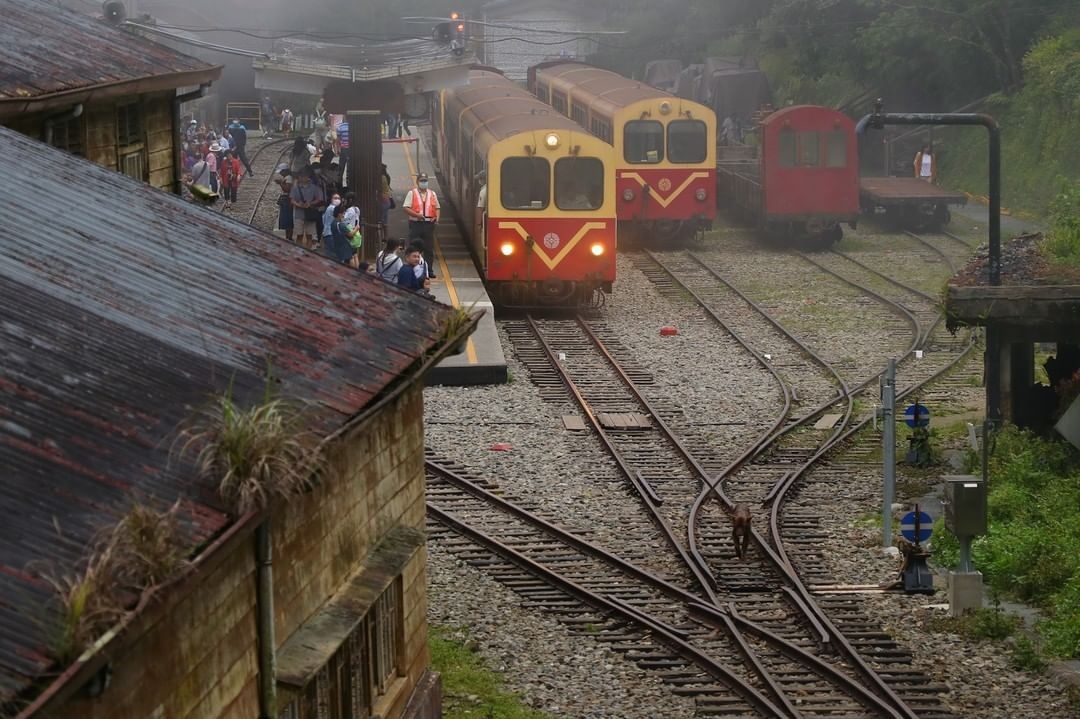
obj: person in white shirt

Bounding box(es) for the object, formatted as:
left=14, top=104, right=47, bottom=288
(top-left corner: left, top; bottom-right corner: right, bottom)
left=376, top=237, right=405, bottom=283
left=913, top=144, right=936, bottom=183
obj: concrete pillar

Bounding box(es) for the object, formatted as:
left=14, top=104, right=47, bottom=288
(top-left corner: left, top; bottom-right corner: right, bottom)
left=948, top=570, right=984, bottom=617
left=347, top=110, right=383, bottom=264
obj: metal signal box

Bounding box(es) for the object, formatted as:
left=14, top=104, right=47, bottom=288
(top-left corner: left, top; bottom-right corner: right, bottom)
left=943, top=475, right=987, bottom=537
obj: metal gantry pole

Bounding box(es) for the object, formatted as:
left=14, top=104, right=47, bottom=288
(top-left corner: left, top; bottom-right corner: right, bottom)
left=882, top=358, right=897, bottom=548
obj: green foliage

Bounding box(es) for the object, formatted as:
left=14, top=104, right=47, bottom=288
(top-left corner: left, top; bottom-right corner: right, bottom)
left=1012, top=634, right=1050, bottom=672
left=1042, top=574, right=1080, bottom=657
left=962, top=607, right=1020, bottom=640
left=1044, top=179, right=1080, bottom=267
left=938, top=29, right=1080, bottom=214
left=178, top=383, right=317, bottom=515
left=933, top=426, right=1080, bottom=657
left=429, top=626, right=562, bottom=719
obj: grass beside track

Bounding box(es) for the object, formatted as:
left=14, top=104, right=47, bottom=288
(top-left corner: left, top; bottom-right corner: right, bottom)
left=430, top=625, right=564, bottom=719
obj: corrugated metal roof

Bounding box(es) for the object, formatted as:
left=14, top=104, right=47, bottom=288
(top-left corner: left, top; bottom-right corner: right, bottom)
left=0, top=124, right=453, bottom=705
left=0, top=0, right=218, bottom=102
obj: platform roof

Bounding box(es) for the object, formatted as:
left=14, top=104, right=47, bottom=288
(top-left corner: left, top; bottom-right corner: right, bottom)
left=253, top=37, right=473, bottom=97
left=0, top=124, right=454, bottom=705
left=0, top=0, right=221, bottom=118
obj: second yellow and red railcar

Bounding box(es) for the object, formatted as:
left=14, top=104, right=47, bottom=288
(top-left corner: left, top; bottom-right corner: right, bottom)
left=432, top=68, right=617, bottom=306
left=528, top=61, right=716, bottom=244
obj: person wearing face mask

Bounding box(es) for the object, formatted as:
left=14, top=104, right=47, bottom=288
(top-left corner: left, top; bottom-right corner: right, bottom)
left=322, top=193, right=342, bottom=257
left=402, top=173, right=439, bottom=278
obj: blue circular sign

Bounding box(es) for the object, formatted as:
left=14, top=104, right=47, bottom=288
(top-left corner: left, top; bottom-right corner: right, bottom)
left=904, top=403, right=931, bottom=428
left=900, top=510, right=933, bottom=542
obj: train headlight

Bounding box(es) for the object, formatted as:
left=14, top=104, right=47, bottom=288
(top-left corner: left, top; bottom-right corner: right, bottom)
left=544, top=132, right=560, bottom=149
left=695, top=188, right=707, bottom=201
left=622, top=188, right=635, bottom=202
left=500, top=242, right=515, bottom=256
left=659, top=101, right=672, bottom=116
left=590, top=242, right=605, bottom=257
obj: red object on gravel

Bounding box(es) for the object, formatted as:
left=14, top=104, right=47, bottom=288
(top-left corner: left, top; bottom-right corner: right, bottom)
left=660, top=326, right=678, bottom=336
left=489, top=442, right=512, bottom=451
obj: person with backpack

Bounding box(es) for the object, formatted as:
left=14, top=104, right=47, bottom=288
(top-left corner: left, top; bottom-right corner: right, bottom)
left=220, top=150, right=243, bottom=210
left=375, top=238, right=404, bottom=283
left=227, top=119, right=254, bottom=175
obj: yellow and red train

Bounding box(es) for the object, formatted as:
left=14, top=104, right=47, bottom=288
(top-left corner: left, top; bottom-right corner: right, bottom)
left=528, top=61, right=716, bottom=243
left=432, top=68, right=617, bottom=306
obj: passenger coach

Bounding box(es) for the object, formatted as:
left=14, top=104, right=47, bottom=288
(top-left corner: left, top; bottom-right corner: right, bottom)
left=432, top=68, right=617, bottom=307
left=528, top=61, right=716, bottom=243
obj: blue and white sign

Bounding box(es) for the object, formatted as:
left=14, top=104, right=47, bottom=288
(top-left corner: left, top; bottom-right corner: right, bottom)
left=904, top=403, right=931, bottom=428
left=900, top=510, right=933, bottom=543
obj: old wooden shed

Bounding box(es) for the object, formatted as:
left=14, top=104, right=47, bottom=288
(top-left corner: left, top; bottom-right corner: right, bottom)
left=0, top=0, right=221, bottom=193
left=0, top=124, right=472, bottom=718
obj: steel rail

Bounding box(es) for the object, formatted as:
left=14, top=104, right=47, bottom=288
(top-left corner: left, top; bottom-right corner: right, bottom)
left=426, top=502, right=789, bottom=718
left=641, top=250, right=945, bottom=719
left=523, top=314, right=721, bottom=603
left=246, top=138, right=293, bottom=225
left=902, top=230, right=959, bottom=275
left=427, top=457, right=902, bottom=719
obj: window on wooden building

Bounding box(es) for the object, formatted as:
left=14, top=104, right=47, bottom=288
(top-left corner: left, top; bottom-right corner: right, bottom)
left=116, top=103, right=144, bottom=147
left=49, top=115, right=83, bottom=157
left=279, top=580, right=404, bottom=719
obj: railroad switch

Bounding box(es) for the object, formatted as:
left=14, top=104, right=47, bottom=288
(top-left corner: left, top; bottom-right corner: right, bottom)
left=896, top=539, right=935, bottom=594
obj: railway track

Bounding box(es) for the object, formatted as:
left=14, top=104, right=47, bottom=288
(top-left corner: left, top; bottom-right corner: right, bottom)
left=427, top=455, right=912, bottom=718
left=214, top=137, right=291, bottom=226
left=431, top=235, right=979, bottom=716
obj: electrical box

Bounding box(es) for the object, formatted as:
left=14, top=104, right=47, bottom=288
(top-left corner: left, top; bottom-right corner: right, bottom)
left=943, top=475, right=987, bottom=537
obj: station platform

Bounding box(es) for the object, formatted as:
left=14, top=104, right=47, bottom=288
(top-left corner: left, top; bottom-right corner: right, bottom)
left=383, top=135, right=507, bottom=385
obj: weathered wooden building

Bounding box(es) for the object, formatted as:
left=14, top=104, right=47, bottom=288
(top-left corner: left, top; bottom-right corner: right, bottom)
left=477, top=0, right=607, bottom=81
left=0, top=125, right=473, bottom=718
left=0, top=0, right=221, bottom=192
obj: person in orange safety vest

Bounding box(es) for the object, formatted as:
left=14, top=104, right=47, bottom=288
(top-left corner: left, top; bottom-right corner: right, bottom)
left=402, top=172, right=439, bottom=278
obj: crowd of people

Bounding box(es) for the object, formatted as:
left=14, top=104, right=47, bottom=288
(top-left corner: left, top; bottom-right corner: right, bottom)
left=183, top=97, right=438, bottom=295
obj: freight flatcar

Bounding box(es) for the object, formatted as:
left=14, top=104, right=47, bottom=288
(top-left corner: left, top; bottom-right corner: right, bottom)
left=859, top=176, right=966, bottom=230
left=431, top=68, right=617, bottom=307
left=528, top=61, right=716, bottom=244
left=716, top=105, right=859, bottom=246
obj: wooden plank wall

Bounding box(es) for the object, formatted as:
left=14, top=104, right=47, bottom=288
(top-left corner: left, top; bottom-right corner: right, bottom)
left=271, top=383, right=429, bottom=718
left=1, top=92, right=176, bottom=192
left=48, top=542, right=260, bottom=719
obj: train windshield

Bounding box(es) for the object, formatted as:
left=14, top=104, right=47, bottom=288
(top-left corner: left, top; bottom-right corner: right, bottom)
left=624, top=121, right=664, bottom=163
left=667, top=120, right=707, bottom=163
left=555, top=157, right=604, bottom=210
left=500, top=157, right=550, bottom=210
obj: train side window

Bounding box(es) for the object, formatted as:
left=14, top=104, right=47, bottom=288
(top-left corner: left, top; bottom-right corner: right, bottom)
left=552, top=91, right=568, bottom=116
left=668, top=119, right=707, bottom=163
left=798, top=131, right=820, bottom=166
left=826, top=131, right=847, bottom=167
left=778, top=129, right=796, bottom=167
left=555, top=157, right=604, bottom=210
left=624, top=120, right=664, bottom=163
left=500, top=157, right=550, bottom=210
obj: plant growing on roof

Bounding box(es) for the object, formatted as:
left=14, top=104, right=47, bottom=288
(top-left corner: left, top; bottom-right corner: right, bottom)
left=39, top=544, right=124, bottom=665
left=178, top=379, right=318, bottom=515
left=438, top=302, right=477, bottom=354
left=109, top=499, right=188, bottom=590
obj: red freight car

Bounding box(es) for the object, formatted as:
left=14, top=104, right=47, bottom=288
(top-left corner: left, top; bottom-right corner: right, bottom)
left=716, top=105, right=859, bottom=246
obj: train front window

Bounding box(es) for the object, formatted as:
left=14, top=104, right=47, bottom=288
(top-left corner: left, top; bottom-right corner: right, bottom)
left=798, top=132, right=821, bottom=166
left=555, top=157, right=604, bottom=210
left=668, top=120, right=707, bottom=163
left=624, top=120, right=664, bottom=163
left=826, top=131, right=847, bottom=167
left=778, top=129, right=796, bottom=167
left=500, top=157, right=550, bottom=210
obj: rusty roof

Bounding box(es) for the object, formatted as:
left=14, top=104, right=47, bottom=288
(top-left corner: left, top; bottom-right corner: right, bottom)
left=0, top=0, right=220, bottom=114
left=0, top=124, right=453, bottom=705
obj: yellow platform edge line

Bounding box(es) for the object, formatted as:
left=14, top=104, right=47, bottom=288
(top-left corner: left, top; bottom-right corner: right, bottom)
left=401, top=140, right=478, bottom=365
